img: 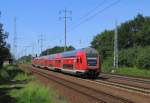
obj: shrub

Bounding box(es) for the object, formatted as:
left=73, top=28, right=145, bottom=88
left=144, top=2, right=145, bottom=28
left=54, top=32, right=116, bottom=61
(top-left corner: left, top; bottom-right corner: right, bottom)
left=115, top=67, right=150, bottom=77
left=119, top=47, right=138, bottom=67
left=13, top=73, right=31, bottom=81
left=102, top=57, right=114, bottom=72
left=10, top=82, right=54, bottom=103
left=136, top=46, right=150, bottom=69
left=118, top=46, right=150, bottom=69
left=0, top=67, right=9, bottom=80
left=10, top=82, right=68, bottom=103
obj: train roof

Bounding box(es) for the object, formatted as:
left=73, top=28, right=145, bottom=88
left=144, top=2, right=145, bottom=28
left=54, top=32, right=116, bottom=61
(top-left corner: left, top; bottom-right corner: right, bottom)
left=34, top=47, right=98, bottom=59
left=61, top=47, right=98, bottom=58
left=82, top=47, right=99, bottom=57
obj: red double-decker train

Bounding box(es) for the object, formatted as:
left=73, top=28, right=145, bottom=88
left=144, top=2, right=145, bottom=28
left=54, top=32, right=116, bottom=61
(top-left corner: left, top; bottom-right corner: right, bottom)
left=32, top=47, right=101, bottom=77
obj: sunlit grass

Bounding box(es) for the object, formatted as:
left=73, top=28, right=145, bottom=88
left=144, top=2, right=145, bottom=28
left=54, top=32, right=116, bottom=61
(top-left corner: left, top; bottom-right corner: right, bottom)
left=10, top=82, right=68, bottom=103
left=115, top=67, right=150, bottom=77
left=0, top=64, right=28, bottom=81
left=0, top=68, right=9, bottom=80
left=13, top=73, right=33, bottom=81
left=1, top=65, right=68, bottom=103
left=102, top=63, right=150, bottom=77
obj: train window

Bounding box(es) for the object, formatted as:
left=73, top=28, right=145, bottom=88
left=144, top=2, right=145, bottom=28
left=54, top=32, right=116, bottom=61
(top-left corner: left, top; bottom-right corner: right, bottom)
left=63, top=64, right=73, bottom=69
left=87, top=59, right=97, bottom=66
left=77, top=58, right=79, bottom=63
left=80, top=57, right=82, bottom=64
left=77, top=57, right=82, bottom=64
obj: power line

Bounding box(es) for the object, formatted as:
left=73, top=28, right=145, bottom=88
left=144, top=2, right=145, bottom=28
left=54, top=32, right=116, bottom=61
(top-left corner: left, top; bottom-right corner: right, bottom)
left=79, top=0, right=106, bottom=20
left=69, top=0, right=120, bottom=32
left=59, top=8, right=72, bottom=51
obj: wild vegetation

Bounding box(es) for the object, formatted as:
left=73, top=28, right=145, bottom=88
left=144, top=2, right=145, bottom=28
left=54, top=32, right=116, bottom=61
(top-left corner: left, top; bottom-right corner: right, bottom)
left=10, top=82, right=67, bottom=103
left=0, top=22, right=11, bottom=67
left=0, top=65, right=68, bottom=103
left=17, top=55, right=32, bottom=64
left=91, top=14, right=150, bottom=72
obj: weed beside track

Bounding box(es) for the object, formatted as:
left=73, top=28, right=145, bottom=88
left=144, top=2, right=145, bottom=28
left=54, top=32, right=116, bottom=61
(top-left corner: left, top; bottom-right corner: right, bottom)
left=0, top=65, right=68, bottom=103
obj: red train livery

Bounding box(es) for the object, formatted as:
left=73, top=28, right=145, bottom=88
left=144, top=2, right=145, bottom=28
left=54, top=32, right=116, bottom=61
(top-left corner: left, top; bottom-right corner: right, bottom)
left=32, top=47, right=101, bottom=77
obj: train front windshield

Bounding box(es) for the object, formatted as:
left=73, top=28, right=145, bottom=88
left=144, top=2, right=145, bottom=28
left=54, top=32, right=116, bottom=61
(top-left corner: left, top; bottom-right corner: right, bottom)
left=83, top=48, right=99, bottom=66
left=87, top=58, right=97, bottom=66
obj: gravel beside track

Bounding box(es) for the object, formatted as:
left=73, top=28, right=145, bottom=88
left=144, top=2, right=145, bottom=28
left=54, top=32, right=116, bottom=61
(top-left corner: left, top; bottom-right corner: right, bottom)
left=20, top=64, right=150, bottom=103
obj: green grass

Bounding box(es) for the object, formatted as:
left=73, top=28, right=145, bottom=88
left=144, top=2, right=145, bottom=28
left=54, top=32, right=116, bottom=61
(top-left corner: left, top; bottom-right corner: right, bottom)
left=0, top=64, right=30, bottom=82
left=102, top=60, right=114, bottom=73
left=101, top=60, right=150, bottom=77
left=10, top=82, right=68, bottom=103
left=114, top=67, right=150, bottom=77
left=13, top=73, right=33, bottom=81
left=102, top=63, right=150, bottom=77
left=0, top=68, right=10, bottom=80
left=0, top=65, right=68, bottom=103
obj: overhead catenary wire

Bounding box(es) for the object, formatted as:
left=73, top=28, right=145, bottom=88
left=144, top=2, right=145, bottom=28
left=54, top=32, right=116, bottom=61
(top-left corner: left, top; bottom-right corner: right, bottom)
left=78, top=0, right=107, bottom=20
left=68, top=0, right=120, bottom=32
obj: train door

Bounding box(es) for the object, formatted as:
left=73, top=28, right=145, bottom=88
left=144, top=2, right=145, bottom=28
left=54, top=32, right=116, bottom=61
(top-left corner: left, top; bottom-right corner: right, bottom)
left=76, top=56, right=82, bottom=69
left=55, top=59, right=61, bottom=69
left=76, top=51, right=88, bottom=71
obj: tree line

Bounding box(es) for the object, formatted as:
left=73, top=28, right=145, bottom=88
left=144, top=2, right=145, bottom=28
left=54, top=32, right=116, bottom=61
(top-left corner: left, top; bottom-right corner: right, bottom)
left=91, top=14, right=150, bottom=69
left=40, top=46, right=75, bottom=56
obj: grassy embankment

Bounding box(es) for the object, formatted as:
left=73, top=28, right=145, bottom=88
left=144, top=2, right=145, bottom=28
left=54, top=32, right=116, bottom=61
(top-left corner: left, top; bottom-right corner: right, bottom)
left=102, top=62, right=150, bottom=77
left=0, top=65, right=68, bottom=103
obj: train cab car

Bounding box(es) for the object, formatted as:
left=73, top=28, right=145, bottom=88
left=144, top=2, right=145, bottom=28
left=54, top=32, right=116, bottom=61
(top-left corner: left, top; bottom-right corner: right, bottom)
left=61, top=47, right=100, bottom=77
left=82, top=48, right=100, bottom=77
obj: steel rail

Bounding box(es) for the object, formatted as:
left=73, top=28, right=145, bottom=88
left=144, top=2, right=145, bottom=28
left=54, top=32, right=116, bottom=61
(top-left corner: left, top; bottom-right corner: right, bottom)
left=100, top=73, right=150, bottom=83
left=95, top=79, right=150, bottom=95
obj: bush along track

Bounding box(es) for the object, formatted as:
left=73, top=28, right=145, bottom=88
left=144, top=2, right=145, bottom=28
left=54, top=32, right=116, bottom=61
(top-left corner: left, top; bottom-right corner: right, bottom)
left=0, top=65, right=68, bottom=103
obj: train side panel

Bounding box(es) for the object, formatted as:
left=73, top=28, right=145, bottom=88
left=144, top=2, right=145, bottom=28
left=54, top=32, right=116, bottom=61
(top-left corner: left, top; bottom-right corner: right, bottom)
left=75, top=51, right=87, bottom=71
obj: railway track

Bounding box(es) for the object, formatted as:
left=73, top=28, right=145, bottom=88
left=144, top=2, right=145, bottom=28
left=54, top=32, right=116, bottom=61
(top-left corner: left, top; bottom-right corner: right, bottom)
left=95, top=80, right=150, bottom=95
left=20, top=65, right=150, bottom=103
left=97, top=73, right=150, bottom=93
left=100, top=73, right=150, bottom=83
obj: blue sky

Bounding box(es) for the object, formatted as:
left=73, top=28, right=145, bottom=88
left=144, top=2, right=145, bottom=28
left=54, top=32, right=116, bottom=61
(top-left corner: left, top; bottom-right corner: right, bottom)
left=0, top=0, right=149, bottom=57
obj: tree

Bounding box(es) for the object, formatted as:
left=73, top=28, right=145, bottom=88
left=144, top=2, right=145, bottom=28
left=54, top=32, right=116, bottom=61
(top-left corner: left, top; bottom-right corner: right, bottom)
left=91, top=30, right=114, bottom=59
left=136, top=46, right=150, bottom=69
left=40, top=46, right=75, bottom=56
left=0, top=23, right=11, bottom=67
left=18, top=55, right=32, bottom=64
